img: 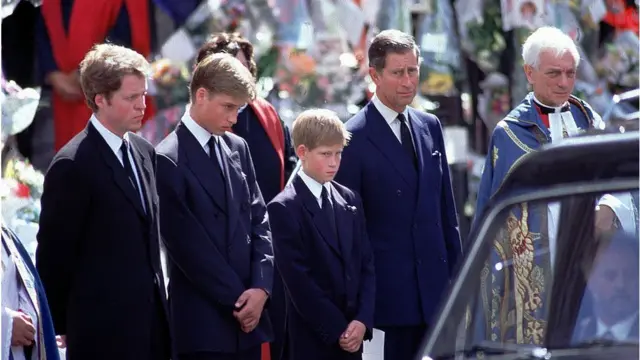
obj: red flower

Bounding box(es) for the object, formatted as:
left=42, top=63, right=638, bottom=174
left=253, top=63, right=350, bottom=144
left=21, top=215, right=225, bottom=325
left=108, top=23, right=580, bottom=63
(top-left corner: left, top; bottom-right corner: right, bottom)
left=14, top=183, right=30, bottom=198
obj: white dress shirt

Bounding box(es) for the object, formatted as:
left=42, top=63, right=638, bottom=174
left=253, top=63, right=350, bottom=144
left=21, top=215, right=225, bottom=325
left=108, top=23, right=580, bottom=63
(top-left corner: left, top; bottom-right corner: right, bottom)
left=90, top=115, right=146, bottom=212
left=371, top=94, right=414, bottom=148
left=596, top=312, right=638, bottom=341
left=2, top=241, right=38, bottom=360
left=180, top=111, right=223, bottom=168
left=298, top=170, right=332, bottom=208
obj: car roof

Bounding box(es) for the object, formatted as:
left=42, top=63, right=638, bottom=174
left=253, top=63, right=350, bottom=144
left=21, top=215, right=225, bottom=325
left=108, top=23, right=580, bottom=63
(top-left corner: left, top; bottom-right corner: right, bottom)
left=496, top=131, right=639, bottom=198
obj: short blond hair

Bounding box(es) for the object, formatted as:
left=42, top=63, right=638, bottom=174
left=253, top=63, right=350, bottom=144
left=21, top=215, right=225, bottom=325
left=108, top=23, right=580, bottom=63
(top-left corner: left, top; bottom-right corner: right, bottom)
left=190, top=53, right=256, bottom=102
left=79, top=43, right=150, bottom=112
left=292, top=109, right=351, bottom=150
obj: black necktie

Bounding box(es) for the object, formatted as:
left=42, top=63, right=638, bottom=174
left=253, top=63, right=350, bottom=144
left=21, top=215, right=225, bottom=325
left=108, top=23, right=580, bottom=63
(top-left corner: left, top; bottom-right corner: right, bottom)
left=121, top=140, right=139, bottom=194
left=534, top=102, right=570, bottom=115
left=397, top=113, right=417, bottom=168
left=207, top=136, right=225, bottom=179
left=321, top=186, right=338, bottom=238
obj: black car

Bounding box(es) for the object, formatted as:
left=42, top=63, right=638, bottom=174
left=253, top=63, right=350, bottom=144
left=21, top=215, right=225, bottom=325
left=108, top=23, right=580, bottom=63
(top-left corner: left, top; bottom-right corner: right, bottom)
left=420, top=129, right=640, bottom=360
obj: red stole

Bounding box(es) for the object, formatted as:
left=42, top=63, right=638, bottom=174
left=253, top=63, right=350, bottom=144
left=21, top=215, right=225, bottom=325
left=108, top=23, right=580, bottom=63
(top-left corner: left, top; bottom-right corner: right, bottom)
left=248, top=98, right=286, bottom=190
left=42, top=0, right=154, bottom=151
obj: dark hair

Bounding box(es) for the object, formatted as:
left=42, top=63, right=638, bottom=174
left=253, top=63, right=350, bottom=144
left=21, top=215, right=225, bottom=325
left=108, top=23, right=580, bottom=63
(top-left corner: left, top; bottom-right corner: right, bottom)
left=368, top=29, right=420, bottom=72
left=196, top=32, right=257, bottom=78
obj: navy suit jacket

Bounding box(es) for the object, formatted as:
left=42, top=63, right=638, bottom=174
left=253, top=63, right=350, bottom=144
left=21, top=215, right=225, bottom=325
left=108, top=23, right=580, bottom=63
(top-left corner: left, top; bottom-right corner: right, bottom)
left=267, top=175, right=375, bottom=359
left=156, top=122, right=274, bottom=354
left=334, top=102, right=462, bottom=327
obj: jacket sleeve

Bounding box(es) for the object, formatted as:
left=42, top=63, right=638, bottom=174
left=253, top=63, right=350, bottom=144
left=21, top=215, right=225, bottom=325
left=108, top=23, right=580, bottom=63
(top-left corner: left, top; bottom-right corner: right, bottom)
left=352, top=195, right=376, bottom=341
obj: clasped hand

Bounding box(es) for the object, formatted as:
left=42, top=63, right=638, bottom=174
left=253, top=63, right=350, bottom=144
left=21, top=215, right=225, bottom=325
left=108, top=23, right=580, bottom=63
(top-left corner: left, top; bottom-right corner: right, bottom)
left=233, top=288, right=268, bottom=333
left=339, top=320, right=366, bottom=353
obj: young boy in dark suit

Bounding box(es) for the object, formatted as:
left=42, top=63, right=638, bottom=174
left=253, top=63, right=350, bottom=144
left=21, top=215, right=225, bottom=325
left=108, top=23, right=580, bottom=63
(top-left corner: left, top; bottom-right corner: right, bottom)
left=267, top=109, right=375, bottom=360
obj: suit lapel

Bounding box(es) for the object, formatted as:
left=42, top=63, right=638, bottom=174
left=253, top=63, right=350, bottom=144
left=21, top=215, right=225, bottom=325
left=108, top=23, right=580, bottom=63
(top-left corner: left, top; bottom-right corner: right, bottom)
left=332, top=186, right=352, bottom=261
left=293, top=176, right=342, bottom=258
left=130, top=140, right=154, bottom=222
left=177, top=123, right=227, bottom=213
left=364, top=103, right=417, bottom=186
left=220, top=139, right=243, bottom=242
left=407, top=109, right=435, bottom=204
left=88, top=124, right=146, bottom=218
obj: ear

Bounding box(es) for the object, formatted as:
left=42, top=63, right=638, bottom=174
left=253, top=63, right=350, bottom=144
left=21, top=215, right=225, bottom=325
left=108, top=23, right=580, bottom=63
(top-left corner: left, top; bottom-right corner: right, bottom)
left=295, top=144, right=307, bottom=160
left=368, top=67, right=381, bottom=85
left=195, top=88, right=209, bottom=104
left=523, top=64, right=535, bottom=85
left=94, top=94, right=106, bottom=109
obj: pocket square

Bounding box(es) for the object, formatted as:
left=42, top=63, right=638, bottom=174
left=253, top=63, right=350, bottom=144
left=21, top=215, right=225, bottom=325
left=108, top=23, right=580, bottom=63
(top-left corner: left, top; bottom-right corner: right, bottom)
left=432, top=150, right=441, bottom=156
left=346, top=205, right=357, bottom=214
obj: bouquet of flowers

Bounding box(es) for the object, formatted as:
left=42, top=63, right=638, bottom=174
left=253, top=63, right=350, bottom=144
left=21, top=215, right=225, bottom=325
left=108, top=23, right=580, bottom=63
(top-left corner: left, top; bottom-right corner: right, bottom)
left=417, top=0, right=464, bottom=96
left=149, top=58, right=191, bottom=111
left=595, top=30, right=639, bottom=88
left=478, top=73, right=511, bottom=132
left=456, top=0, right=507, bottom=73
left=1, top=155, right=44, bottom=227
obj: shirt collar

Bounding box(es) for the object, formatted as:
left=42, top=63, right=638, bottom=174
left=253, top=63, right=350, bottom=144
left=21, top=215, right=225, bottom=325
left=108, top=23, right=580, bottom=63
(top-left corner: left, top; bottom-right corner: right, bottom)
left=181, top=109, right=220, bottom=149
left=298, top=170, right=331, bottom=200
left=90, top=114, right=128, bottom=156
left=596, top=312, right=638, bottom=340
left=532, top=93, right=569, bottom=113
left=372, top=94, right=409, bottom=126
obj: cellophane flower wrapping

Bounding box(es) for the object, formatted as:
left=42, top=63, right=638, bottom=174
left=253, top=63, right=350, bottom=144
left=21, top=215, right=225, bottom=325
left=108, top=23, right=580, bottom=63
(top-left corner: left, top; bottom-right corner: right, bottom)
left=149, top=58, right=191, bottom=111
left=139, top=104, right=187, bottom=146
left=595, top=31, right=639, bottom=88
left=270, top=0, right=367, bottom=123
left=455, top=0, right=506, bottom=73
left=416, top=0, right=464, bottom=96
left=477, top=72, right=511, bottom=132
left=375, top=0, right=413, bottom=35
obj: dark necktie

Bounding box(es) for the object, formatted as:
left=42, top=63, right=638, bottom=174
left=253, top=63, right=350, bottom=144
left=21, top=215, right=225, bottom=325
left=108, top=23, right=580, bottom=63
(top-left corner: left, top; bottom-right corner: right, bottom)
left=397, top=113, right=417, bottom=168
left=121, top=139, right=139, bottom=194
left=207, top=136, right=225, bottom=179
left=321, top=186, right=338, bottom=238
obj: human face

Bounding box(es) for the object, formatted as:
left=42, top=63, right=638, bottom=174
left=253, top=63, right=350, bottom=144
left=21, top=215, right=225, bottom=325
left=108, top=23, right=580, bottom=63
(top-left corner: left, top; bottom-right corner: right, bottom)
left=524, top=50, right=576, bottom=107
left=369, top=50, right=419, bottom=113
left=587, top=246, right=639, bottom=325
left=192, top=89, right=245, bottom=135
left=95, top=74, right=147, bottom=137
left=296, top=143, right=343, bottom=184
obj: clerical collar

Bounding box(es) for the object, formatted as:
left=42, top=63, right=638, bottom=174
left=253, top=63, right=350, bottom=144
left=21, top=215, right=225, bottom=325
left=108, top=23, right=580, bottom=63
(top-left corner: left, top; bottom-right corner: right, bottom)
left=532, top=94, right=570, bottom=115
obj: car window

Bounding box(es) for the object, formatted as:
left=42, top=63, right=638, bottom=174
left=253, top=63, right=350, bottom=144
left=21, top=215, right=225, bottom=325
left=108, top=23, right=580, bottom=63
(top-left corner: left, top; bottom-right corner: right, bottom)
left=423, top=186, right=639, bottom=359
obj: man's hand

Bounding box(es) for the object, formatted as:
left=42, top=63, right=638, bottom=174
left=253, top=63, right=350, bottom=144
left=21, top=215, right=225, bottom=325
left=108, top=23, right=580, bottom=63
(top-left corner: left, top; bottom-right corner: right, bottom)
left=47, top=71, right=82, bottom=101
left=56, top=335, right=66, bottom=348
left=339, top=320, right=366, bottom=353
left=10, top=310, right=35, bottom=347
left=233, top=288, right=268, bottom=333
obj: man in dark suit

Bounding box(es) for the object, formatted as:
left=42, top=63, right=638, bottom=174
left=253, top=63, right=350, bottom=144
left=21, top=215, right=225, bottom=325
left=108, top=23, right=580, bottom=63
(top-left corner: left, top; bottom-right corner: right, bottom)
left=574, top=230, right=639, bottom=343
left=334, top=29, right=463, bottom=359
left=156, top=53, right=273, bottom=360
left=36, top=43, right=171, bottom=360
left=268, top=109, right=375, bottom=360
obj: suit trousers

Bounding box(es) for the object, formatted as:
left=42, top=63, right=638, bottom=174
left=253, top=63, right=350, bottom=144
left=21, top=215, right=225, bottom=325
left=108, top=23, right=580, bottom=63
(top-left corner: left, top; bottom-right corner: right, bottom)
left=179, top=346, right=261, bottom=360
left=380, top=325, right=427, bottom=360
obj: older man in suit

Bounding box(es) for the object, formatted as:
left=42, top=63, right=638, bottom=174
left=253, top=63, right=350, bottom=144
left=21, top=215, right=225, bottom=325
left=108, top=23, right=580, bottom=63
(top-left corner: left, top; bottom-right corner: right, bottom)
left=36, top=44, right=171, bottom=360
left=334, top=29, right=463, bottom=360
left=156, top=53, right=273, bottom=360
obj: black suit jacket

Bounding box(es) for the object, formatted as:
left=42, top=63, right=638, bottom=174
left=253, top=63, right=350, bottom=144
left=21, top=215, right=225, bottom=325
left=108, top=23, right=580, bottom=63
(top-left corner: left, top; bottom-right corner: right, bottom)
left=36, top=123, right=170, bottom=360
left=156, top=122, right=274, bottom=355
left=267, top=175, right=375, bottom=360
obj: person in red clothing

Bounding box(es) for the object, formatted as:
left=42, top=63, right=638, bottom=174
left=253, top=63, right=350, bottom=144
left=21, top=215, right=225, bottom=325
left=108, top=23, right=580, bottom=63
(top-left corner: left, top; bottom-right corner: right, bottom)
left=38, top=0, right=154, bottom=151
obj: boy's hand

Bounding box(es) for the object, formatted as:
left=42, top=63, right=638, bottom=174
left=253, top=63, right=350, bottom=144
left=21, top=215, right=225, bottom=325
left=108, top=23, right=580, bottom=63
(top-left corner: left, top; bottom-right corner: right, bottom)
left=339, top=320, right=366, bottom=353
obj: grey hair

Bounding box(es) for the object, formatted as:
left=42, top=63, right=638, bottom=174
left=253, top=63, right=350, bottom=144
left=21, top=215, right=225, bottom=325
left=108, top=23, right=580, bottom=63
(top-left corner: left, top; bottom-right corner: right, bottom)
left=522, top=26, right=580, bottom=69
left=368, top=29, right=421, bottom=71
